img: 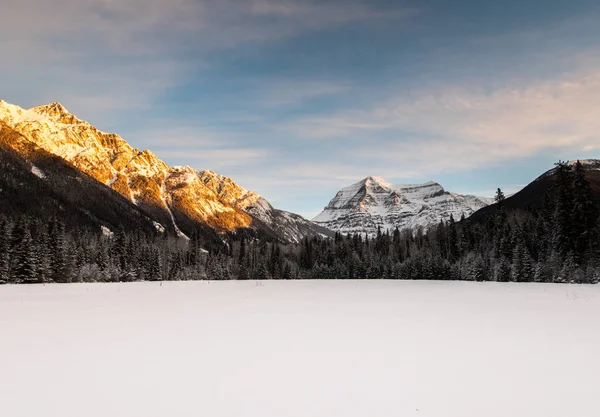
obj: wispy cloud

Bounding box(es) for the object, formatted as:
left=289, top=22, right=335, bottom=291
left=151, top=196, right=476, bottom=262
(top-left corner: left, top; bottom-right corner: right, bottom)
left=123, top=126, right=273, bottom=170
left=157, top=149, right=273, bottom=168
left=2, top=0, right=599, bottom=219
left=259, top=80, right=349, bottom=107
left=0, top=0, right=403, bottom=121
left=282, top=65, right=600, bottom=176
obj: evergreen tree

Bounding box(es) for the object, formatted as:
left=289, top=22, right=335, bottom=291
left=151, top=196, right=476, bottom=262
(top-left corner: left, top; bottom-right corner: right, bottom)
left=533, top=262, right=546, bottom=283
left=470, top=255, right=486, bottom=282
left=495, top=188, right=506, bottom=207
left=511, top=239, right=533, bottom=282
left=48, top=219, right=70, bottom=283
left=552, top=161, right=574, bottom=258
left=149, top=249, right=162, bottom=281
left=556, top=253, right=576, bottom=283
left=0, top=218, right=10, bottom=284
left=238, top=260, right=250, bottom=280
left=282, top=262, right=292, bottom=280
left=113, top=227, right=128, bottom=272
left=255, top=261, right=270, bottom=280
left=239, top=236, right=246, bottom=263
left=571, top=160, right=599, bottom=264
left=12, top=227, right=37, bottom=283
left=447, top=215, right=459, bottom=261
left=493, top=258, right=511, bottom=282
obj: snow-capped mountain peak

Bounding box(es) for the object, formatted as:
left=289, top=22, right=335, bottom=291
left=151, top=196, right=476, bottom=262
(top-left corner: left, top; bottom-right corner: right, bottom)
left=0, top=98, right=331, bottom=243
left=313, top=176, right=493, bottom=236
left=32, top=102, right=70, bottom=117
left=364, top=175, right=392, bottom=187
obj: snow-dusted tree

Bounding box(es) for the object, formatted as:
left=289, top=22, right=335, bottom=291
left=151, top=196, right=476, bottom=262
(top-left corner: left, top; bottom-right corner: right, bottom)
left=470, top=254, right=486, bottom=282
left=551, top=161, right=574, bottom=258
left=493, top=258, right=511, bottom=282
left=555, top=253, right=576, bottom=283
left=571, top=160, right=599, bottom=264
left=0, top=218, right=10, bottom=284
left=511, top=239, right=533, bottom=282
left=494, top=188, right=505, bottom=207
left=533, top=262, right=546, bottom=283
left=12, top=227, right=37, bottom=284
left=48, top=219, right=70, bottom=283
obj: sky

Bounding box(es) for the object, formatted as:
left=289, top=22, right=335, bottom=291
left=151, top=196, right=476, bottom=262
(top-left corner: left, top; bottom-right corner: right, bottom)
left=1, top=0, right=600, bottom=219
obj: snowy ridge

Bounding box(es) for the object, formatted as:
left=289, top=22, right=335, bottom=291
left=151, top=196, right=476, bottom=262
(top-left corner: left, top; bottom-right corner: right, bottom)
left=313, top=176, right=493, bottom=236
left=534, top=159, right=600, bottom=181
left=568, top=159, right=600, bottom=169
left=0, top=98, right=329, bottom=242
left=197, top=169, right=332, bottom=242
left=30, top=164, right=45, bottom=179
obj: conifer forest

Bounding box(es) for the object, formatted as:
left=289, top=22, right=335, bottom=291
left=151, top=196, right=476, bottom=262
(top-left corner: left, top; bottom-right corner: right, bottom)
left=1, top=161, right=598, bottom=284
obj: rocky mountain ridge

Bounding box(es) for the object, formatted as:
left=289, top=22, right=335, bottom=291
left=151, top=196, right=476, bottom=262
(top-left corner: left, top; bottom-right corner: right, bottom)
left=312, top=176, right=493, bottom=235
left=469, top=159, right=600, bottom=222
left=0, top=99, right=330, bottom=242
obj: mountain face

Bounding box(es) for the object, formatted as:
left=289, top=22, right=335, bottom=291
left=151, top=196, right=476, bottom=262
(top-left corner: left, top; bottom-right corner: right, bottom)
left=312, top=176, right=493, bottom=235
left=0, top=121, right=164, bottom=234
left=469, top=159, right=600, bottom=222
left=0, top=99, right=330, bottom=242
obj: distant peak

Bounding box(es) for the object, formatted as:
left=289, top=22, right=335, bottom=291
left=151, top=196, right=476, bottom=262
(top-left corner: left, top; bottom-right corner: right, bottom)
left=173, top=165, right=195, bottom=172
left=199, top=169, right=219, bottom=177
left=394, top=180, right=443, bottom=190
left=31, top=101, right=70, bottom=118
left=537, top=159, right=600, bottom=182
left=362, top=176, right=392, bottom=188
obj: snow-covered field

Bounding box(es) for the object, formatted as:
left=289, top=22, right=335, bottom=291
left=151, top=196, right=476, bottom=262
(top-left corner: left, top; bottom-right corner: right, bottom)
left=1, top=280, right=599, bottom=417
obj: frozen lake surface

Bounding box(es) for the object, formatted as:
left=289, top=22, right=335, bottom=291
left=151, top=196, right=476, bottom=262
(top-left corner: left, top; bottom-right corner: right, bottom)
left=1, top=280, right=599, bottom=417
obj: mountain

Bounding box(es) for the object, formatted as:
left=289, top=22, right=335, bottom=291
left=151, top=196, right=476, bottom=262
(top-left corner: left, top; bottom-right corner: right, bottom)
left=469, top=159, right=600, bottom=221
left=0, top=99, right=331, bottom=242
left=0, top=120, right=165, bottom=234
left=312, top=176, right=493, bottom=235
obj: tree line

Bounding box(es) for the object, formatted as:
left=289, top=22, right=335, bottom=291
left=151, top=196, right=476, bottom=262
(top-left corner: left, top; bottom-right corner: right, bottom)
left=1, top=160, right=598, bottom=284
left=291, top=161, right=600, bottom=283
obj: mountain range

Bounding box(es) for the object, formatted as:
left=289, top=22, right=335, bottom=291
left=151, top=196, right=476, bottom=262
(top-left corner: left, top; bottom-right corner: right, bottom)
left=0, top=99, right=331, bottom=243
left=469, top=159, right=600, bottom=222
left=312, top=176, right=493, bottom=235
left=2, top=98, right=599, bottom=243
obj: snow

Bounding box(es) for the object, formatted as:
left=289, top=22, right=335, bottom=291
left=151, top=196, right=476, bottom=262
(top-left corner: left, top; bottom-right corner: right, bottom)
left=153, top=221, right=166, bottom=233
left=107, top=174, right=119, bottom=187
left=313, top=176, right=493, bottom=235
left=30, top=164, right=45, bottom=179
left=537, top=159, right=600, bottom=181
left=568, top=159, right=600, bottom=168
left=3, top=98, right=320, bottom=244
left=0, top=280, right=598, bottom=417
left=100, top=225, right=113, bottom=237
left=0, top=100, right=53, bottom=126
left=160, top=174, right=189, bottom=240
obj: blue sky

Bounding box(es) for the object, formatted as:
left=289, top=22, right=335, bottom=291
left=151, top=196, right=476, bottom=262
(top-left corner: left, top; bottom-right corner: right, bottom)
left=2, top=0, right=600, bottom=218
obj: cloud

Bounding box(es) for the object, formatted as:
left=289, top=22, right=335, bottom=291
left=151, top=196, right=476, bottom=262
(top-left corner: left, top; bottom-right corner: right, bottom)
left=282, top=66, right=600, bottom=176
left=157, top=149, right=273, bottom=168
left=259, top=80, right=349, bottom=107
left=0, top=0, right=403, bottom=120
left=129, top=127, right=239, bottom=149
left=120, top=126, right=273, bottom=169
left=466, top=185, right=527, bottom=199
left=2, top=0, right=598, bottom=219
